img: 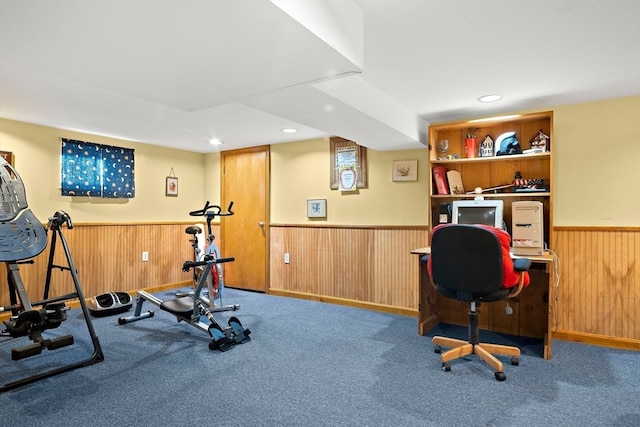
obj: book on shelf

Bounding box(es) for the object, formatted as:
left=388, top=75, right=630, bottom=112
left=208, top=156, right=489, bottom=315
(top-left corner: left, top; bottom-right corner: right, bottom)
left=446, top=170, right=465, bottom=195
left=432, top=166, right=449, bottom=195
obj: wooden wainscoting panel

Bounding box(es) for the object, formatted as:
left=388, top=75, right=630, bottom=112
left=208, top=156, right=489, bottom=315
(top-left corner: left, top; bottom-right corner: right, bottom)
left=0, top=222, right=217, bottom=307
left=555, top=227, right=639, bottom=341
left=371, top=228, right=429, bottom=308
left=269, top=225, right=428, bottom=311
left=323, top=227, right=372, bottom=301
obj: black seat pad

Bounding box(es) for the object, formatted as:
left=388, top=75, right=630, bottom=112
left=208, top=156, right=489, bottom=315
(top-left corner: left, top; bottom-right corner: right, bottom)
left=160, top=296, right=194, bottom=317
left=436, top=285, right=511, bottom=303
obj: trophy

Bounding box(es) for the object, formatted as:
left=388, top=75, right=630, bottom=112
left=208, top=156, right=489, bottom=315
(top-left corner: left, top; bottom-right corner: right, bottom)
left=437, top=139, right=449, bottom=160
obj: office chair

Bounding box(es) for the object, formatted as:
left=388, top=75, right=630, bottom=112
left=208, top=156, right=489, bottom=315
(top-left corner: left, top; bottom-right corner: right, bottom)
left=426, top=224, right=531, bottom=381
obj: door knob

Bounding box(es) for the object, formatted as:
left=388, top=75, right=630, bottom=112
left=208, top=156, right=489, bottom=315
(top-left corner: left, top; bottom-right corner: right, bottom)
left=258, top=221, right=265, bottom=228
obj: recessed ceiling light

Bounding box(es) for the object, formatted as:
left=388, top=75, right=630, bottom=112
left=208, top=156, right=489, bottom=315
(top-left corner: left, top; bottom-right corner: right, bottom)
left=477, top=94, right=503, bottom=103
left=281, top=128, right=298, bottom=133
left=209, top=138, right=223, bottom=145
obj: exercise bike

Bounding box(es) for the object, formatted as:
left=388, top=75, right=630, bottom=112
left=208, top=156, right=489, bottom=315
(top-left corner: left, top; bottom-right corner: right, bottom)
left=178, top=202, right=237, bottom=312
left=118, top=201, right=250, bottom=351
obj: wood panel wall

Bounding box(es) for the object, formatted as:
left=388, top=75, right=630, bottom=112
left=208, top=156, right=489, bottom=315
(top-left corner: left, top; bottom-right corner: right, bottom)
left=554, top=227, right=639, bottom=348
left=269, top=225, right=429, bottom=315
left=3, top=222, right=638, bottom=350
left=0, top=222, right=219, bottom=308
left=269, top=225, right=639, bottom=350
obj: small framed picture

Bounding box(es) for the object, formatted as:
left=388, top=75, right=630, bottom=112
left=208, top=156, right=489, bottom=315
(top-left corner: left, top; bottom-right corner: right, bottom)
left=165, top=176, right=178, bottom=196
left=0, top=151, right=14, bottom=166
left=392, top=159, right=418, bottom=182
left=307, top=199, right=327, bottom=218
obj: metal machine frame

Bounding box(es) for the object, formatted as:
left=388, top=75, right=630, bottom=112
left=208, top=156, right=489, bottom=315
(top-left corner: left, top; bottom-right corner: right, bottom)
left=118, top=201, right=250, bottom=351
left=1, top=158, right=103, bottom=392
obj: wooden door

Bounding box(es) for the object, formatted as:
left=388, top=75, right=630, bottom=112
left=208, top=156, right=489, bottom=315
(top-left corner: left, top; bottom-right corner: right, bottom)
left=220, top=146, right=269, bottom=292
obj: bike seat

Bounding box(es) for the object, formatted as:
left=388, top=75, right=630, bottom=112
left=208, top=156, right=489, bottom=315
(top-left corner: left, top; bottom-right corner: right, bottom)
left=185, top=225, right=202, bottom=235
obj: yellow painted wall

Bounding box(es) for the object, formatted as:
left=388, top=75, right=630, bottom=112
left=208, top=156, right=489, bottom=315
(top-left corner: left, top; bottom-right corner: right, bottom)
left=265, top=96, right=640, bottom=227
left=0, top=118, right=206, bottom=222
left=203, top=151, right=221, bottom=204
left=2, top=95, right=639, bottom=227
left=553, top=95, right=640, bottom=226
left=269, top=138, right=429, bottom=225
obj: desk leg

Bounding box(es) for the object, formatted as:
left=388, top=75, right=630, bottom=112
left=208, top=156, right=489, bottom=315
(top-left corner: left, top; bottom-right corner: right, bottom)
left=418, top=255, right=439, bottom=335
left=545, top=288, right=554, bottom=359
left=544, top=261, right=554, bottom=359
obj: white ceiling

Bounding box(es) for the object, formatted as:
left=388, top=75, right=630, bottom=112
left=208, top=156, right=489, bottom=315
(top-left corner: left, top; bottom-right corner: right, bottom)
left=1, top=0, right=639, bottom=153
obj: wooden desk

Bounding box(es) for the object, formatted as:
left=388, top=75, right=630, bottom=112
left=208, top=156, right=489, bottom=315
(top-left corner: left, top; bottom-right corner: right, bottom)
left=412, top=247, right=555, bottom=359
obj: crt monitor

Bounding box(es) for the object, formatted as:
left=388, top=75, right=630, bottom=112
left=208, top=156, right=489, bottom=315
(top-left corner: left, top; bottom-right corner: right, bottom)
left=451, top=199, right=504, bottom=229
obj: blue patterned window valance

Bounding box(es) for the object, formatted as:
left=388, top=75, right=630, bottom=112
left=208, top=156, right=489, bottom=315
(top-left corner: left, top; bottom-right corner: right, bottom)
left=61, top=138, right=135, bottom=198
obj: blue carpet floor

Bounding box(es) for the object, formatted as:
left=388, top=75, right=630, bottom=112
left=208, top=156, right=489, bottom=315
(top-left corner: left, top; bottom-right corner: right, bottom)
left=2, top=287, right=639, bottom=426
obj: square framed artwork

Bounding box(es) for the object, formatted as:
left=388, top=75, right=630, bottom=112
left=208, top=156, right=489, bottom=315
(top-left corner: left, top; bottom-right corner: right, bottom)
left=307, top=199, right=327, bottom=218
left=392, top=159, right=418, bottom=182
left=165, top=176, right=178, bottom=196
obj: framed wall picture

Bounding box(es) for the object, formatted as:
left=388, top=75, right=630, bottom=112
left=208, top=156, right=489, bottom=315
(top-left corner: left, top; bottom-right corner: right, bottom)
left=0, top=151, right=14, bottom=166
left=330, top=136, right=367, bottom=190
left=392, top=159, right=418, bottom=182
left=165, top=176, right=178, bottom=196
left=307, top=199, right=327, bottom=218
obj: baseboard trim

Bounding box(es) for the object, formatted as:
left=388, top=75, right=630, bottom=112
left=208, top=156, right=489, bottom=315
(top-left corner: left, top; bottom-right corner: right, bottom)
left=268, top=289, right=418, bottom=318
left=554, top=329, right=640, bottom=351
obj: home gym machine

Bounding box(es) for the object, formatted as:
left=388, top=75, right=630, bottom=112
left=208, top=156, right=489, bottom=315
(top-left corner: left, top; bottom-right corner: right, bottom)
left=118, top=201, right=250, bottom=352
left=0, top=158, right=104, bottom=392
left=177, top=201, right=238, bottom=312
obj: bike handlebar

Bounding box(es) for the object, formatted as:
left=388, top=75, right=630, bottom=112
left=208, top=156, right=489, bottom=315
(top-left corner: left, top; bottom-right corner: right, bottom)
left=189, top=201, right=234, bottom=219
left=182, top=256, right=235, bottom=272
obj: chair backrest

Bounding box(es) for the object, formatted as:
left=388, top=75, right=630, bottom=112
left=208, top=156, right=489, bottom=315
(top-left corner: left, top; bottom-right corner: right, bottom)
left=0, top=158, right=47, bottom=261
left=429, top=224, right=504, bottom=296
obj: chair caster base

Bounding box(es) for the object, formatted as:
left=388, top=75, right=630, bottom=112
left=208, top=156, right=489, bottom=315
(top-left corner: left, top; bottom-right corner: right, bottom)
left=495, top=371, right=506, bottom=381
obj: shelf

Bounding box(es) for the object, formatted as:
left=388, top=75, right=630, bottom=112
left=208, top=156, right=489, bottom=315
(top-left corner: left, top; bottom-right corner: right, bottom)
left=431, top=192, right=550, bottom=199
left=428, top=111, right=553, bottom=252
left=432, top=151, right=550, bottom=165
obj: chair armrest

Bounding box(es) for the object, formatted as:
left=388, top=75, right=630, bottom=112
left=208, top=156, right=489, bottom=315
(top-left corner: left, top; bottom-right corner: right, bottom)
left=513, top=257, right=532, bottom=272
left=507, top=258, right=531, bottom=299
